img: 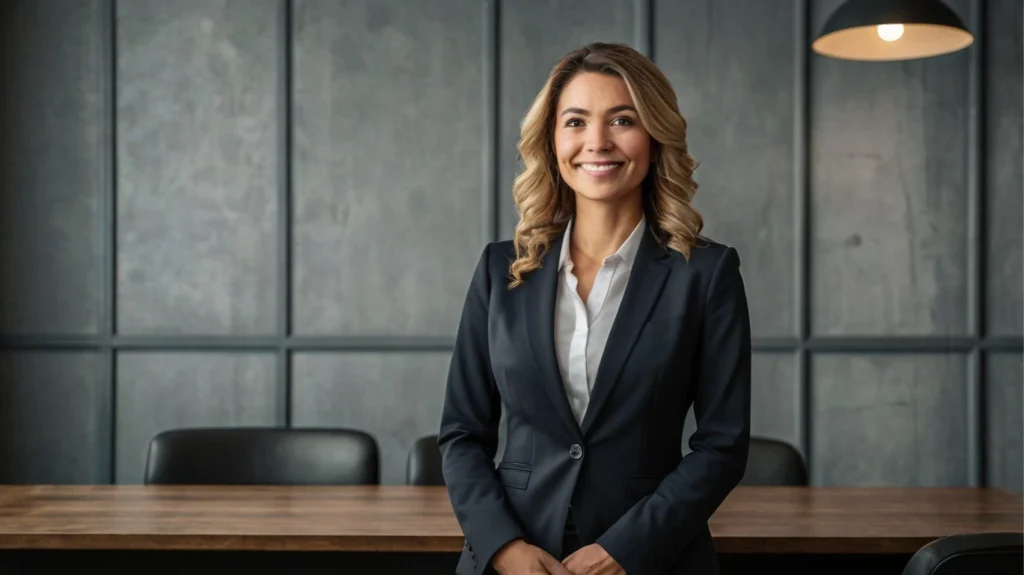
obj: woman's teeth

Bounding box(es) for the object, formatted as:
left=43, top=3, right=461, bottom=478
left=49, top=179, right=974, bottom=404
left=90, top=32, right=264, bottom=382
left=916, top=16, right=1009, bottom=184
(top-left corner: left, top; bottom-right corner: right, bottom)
left=579, top=163, right=621, bottom=172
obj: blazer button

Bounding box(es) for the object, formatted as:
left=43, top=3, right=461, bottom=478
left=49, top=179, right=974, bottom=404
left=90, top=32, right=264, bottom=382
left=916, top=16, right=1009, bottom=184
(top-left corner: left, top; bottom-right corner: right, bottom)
left=569, top=444, right=584, bottom=460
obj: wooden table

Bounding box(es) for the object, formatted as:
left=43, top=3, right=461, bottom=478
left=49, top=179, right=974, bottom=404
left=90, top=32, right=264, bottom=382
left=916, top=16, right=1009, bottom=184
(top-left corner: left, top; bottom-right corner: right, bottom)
left=0, top=485, right=1019, bottom=555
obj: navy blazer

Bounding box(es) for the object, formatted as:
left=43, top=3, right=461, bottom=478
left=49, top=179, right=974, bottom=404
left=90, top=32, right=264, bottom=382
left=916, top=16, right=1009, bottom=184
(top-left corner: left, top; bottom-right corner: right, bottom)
left=439, top=222, right=751, bottom=575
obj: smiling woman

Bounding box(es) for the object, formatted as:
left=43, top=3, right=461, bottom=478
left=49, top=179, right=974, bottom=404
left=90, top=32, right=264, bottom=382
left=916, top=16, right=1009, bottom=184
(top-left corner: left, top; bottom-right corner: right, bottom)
left=439, top=42, right=751, bottom=575
left=508, top=42, right=704, bottom=289
left=555, top=75, right=651, bottom=207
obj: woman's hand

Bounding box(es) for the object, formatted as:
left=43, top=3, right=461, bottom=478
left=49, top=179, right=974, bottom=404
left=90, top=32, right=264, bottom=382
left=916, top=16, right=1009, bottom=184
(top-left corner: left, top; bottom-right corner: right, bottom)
left=562, top=544, right=626, bottom=575
left=492, top=539, right=574, bottom=575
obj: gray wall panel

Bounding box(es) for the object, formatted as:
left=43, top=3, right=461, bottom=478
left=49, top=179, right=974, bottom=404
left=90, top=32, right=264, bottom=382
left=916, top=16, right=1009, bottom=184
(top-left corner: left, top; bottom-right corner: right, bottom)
left=810, top=0, right=970, bottom=336
left=683, top=353, right=799, bottom=455
left=292, top=0, right=484, bottom=337
left=116, top=0, right=279, bottom=335
left=291, top=352, right=451, bottom=485
left=1, top=0, right=1020, bottom=492
left=986, top=0, right=1023, bottom=336
left=986, top=353, right=1023, bottom=493
left=498, top=0, right=634, bottom=240
left=655, top=0, right=797, bottom=338
left=811, top=354, right=968, bottom=486
left=749, top=353, right=800, bottom=451
left=0, top=352, right=106, bottom=483
left=115, top=352, right=278, bottom=484
left=0, top=0, right=104, bottom=335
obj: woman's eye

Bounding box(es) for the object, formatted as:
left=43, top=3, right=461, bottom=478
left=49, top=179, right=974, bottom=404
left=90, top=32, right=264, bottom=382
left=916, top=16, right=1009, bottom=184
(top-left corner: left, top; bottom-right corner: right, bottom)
left=564, top=117, right=633, bottom=128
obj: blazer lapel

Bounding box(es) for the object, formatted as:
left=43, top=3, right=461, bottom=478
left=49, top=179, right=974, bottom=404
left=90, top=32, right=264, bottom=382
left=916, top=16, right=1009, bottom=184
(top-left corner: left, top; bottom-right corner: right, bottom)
left=522, top=234, right=581, bottom=438
left=580, top=226, right=671, bottom=437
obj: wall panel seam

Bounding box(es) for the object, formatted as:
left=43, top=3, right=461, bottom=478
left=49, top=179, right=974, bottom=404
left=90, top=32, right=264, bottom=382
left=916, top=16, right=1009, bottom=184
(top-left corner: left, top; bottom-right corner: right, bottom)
left=104, top=0, right=119, bottom=485
left=484, top=0, right=500, bottom=244
left=966, top=0, right=987, bottom=488
left=795, top=0, right=812, bottom=481
left=278, top=0, right=294, bottom=428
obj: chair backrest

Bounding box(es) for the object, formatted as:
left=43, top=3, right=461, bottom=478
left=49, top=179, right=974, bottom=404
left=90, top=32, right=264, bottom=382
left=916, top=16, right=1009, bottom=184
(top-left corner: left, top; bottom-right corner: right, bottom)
left=902, top=533, right=1023, bottom=575
left=739, top=437, right=808, bottom=486
left=406, top=434, right=445, bottom=485
left=144, top=427, right=380, bottom=485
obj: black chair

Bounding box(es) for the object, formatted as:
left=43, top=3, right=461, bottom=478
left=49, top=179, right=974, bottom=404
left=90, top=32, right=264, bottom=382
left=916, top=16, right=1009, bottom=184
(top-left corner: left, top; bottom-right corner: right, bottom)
left=406, top=434, right=445, bottom=485
left=902, top=533, right=1023, bottom=575
left=144, top=427, right=380, bottom=485
left=739, top=437, right=808, bottom=486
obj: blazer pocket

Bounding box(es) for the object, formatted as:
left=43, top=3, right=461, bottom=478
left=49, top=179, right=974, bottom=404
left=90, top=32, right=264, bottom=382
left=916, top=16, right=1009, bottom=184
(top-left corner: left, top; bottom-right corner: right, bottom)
left=628, top=474, right=664, bottom=497
left=496, top=462, right=531, bottom=490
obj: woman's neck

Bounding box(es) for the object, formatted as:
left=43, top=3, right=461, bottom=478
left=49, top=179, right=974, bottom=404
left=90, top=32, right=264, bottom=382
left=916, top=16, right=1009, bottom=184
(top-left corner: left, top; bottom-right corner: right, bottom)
left=570, top=197, right=644, bottom=264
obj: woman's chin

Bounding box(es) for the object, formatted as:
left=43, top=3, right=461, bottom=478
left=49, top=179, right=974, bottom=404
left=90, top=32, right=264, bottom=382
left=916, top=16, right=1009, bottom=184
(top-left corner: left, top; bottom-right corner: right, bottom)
left=572, top=184, right=643, bottom=205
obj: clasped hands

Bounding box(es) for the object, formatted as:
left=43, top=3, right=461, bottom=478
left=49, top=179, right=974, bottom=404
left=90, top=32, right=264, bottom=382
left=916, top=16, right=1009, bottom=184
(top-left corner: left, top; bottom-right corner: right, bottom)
left=492, top=538, right=626, bottom=575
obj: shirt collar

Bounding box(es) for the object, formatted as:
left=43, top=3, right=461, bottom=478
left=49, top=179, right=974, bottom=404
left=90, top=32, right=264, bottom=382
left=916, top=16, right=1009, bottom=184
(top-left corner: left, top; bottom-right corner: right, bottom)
left=557, top=215, right=646, bottom=271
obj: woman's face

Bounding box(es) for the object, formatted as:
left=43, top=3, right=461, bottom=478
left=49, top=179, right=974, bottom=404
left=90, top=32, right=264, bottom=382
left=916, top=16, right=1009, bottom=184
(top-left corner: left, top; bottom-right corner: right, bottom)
left=553, top=72, right=652, bottom=207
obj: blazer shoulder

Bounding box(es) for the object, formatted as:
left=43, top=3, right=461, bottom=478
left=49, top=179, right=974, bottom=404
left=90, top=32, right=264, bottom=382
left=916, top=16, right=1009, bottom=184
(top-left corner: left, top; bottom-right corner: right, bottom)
left=485, top=239, right=517, bottom=261
left=669, top=236, right=744, bottom=298
left=475, top=240, right=516, bottom=284
left=675, top=236, right=741, bottom=272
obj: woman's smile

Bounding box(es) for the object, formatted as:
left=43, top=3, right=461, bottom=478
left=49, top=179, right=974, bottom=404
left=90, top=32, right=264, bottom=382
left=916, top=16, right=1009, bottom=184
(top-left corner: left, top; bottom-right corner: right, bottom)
left=576, top=161, right=625, bottom=178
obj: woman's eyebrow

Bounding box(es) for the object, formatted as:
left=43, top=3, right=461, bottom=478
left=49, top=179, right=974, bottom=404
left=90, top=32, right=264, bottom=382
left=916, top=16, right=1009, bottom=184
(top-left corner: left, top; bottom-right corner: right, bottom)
left=559, top=104, right=638, bottom=117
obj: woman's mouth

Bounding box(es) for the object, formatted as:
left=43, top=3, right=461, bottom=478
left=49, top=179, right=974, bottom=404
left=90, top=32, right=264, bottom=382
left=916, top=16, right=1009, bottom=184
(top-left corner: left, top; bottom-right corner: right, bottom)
left=577, top=162, right=624, bottom=177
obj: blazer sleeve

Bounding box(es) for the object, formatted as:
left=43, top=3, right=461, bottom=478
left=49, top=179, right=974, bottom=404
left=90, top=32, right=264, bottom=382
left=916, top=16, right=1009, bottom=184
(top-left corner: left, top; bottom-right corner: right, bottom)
left=595, top=247, right=752, bottom=575
left=438, top=243, right=526, bottom=574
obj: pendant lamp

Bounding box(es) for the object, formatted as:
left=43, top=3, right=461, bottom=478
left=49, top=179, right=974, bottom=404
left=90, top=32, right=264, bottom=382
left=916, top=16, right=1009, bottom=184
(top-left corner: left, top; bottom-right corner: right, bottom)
left=812, top=0, right=973, bottom=61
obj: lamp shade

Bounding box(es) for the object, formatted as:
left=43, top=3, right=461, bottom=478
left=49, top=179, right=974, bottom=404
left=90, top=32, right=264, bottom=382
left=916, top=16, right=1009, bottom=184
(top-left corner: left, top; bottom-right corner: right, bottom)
left=812, top=0, right=973, bottom=61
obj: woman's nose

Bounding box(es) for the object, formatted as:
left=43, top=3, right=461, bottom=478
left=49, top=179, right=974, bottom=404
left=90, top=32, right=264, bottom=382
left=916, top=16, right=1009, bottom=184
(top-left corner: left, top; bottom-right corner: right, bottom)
left=585, top=126, right=613, bottom=152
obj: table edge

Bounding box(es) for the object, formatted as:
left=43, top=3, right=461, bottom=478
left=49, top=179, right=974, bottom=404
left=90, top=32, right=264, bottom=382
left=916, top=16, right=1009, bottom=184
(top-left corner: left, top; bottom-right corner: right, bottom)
left=8, top=533, right=1024, bottom=554
left=0, top=534, right=467, bottom=553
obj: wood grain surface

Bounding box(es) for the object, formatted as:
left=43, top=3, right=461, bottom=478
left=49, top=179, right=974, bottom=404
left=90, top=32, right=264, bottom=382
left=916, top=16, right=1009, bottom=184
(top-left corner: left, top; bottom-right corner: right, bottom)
left=0, top=485, right=1019, bottom=554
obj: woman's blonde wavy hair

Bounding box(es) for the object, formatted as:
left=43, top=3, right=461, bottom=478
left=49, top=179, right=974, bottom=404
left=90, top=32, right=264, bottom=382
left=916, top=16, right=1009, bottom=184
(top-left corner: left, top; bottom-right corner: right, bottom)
left=508, top=42, right=703, bottom=288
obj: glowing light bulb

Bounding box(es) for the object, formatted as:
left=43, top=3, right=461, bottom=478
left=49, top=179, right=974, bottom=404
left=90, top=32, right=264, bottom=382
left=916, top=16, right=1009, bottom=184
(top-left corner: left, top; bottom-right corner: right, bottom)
left=877, top=24, right=905, bottom=42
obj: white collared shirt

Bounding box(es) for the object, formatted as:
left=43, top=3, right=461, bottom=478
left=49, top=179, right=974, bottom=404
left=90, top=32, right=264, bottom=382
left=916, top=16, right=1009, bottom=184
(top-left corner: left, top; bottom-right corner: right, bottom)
left=554, top=216, right=646, bottom=426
